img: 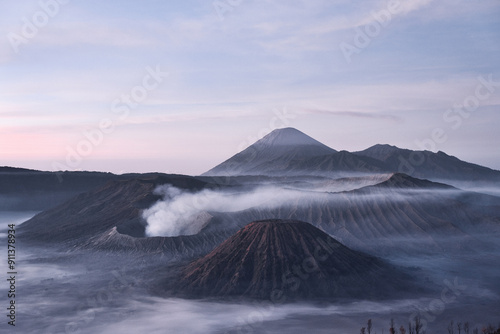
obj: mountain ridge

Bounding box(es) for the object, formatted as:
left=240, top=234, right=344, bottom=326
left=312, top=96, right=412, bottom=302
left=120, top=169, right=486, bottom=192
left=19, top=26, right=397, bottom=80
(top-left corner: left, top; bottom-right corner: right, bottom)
left=203, top=128, right=500, bottom=182
left=354, top=145, right=500, bottom=181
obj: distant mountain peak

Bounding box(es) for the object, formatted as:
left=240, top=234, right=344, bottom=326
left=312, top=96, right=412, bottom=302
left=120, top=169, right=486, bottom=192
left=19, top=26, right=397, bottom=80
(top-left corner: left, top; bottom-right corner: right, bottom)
left=367, top=173, right=455, bottom=190
left=370, top=144, right=401, bottom=150
left=254, top=127, right=333, bottom=149
left=203, top=128, right=500, bottom=180
left=202, top=128, right=337, bottom=176
left=355, top=144, right=405, bottom=158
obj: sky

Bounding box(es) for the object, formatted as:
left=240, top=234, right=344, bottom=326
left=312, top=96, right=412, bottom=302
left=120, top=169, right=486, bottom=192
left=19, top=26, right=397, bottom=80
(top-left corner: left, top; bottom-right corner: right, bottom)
left=0, top=0, right=499, bottom=175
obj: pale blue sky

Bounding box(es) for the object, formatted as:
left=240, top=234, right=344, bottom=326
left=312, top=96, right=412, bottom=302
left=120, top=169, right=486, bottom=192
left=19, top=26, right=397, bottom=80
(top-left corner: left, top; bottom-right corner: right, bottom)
left=1, top=0, right=499, bottom=175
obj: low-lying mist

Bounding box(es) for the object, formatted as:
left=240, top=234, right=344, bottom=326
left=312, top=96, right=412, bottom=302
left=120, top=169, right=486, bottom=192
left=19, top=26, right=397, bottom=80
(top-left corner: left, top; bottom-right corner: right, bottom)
left=433, top=179, right=500, bottom=195
left=1, top=206, right=499, bottom=333
left=0, top=211, right=38, bottom=237
left=2, top=244, right=498, bottom=334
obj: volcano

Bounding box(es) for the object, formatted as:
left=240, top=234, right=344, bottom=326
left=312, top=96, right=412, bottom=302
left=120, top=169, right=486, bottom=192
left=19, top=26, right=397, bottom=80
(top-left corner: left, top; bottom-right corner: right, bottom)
left=202, top=127, right=500, bottom=182
left=202, top=127, right=337, bottom=176
left=173, top=220, right=419, bottom=301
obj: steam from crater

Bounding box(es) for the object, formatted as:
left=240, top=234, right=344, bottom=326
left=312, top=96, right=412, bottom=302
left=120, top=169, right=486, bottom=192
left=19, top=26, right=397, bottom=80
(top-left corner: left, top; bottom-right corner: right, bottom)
left=143, top=185, right=308, bottom=237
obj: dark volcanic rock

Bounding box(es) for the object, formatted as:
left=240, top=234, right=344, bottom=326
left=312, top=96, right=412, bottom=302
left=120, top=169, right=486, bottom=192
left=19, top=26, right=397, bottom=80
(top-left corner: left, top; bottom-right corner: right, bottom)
left=18, top=174, right=209, bottom=244
left=174, top=220, right=418, bottom=301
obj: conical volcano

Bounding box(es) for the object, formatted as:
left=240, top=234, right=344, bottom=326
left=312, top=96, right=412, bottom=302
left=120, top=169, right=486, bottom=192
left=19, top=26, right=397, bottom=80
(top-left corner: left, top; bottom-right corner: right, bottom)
left=251, top=127, right=333, bottom=149
left=174, top=220, right=418, bottom=301
left=202, top=128, right=337, bottom=176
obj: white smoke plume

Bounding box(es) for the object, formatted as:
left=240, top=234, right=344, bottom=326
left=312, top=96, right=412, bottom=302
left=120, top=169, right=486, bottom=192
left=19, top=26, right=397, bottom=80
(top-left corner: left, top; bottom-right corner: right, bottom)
left=143, top=185, right=310, bottom=237
left=142, top=182, right=469, bottom=238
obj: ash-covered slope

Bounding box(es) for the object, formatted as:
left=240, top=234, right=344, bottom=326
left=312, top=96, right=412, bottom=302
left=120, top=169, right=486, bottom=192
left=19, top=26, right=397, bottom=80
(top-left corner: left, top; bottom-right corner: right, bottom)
left=18, top=174, right=238, bottom=257
left=80, top=225, right=234, bottom=258
left=204, top=173, right=500, bottom=256
left=203, top=128, right=337, bottom=176
left=173, top=220, right=419, bottom=301
left=289, top=150, right=389, bottom=176
left=18, top=174, right=209, bottom=244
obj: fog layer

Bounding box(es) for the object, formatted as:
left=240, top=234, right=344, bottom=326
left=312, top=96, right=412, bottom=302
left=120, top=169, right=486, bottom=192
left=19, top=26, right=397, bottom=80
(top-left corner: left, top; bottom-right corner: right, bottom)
left=2, top=244, right=498, bottom=334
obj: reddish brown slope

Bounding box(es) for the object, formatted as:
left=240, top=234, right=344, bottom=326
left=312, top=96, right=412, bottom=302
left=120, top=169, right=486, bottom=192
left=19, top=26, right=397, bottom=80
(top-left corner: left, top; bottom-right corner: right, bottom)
left=174, top=220, right=419, bottom=301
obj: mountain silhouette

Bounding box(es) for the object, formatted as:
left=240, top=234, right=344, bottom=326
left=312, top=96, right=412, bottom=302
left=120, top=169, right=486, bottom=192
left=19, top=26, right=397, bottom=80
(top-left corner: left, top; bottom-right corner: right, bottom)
left=354, top=144, right=500, bottom=182
left=203, top=128, right=500, bottom=182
